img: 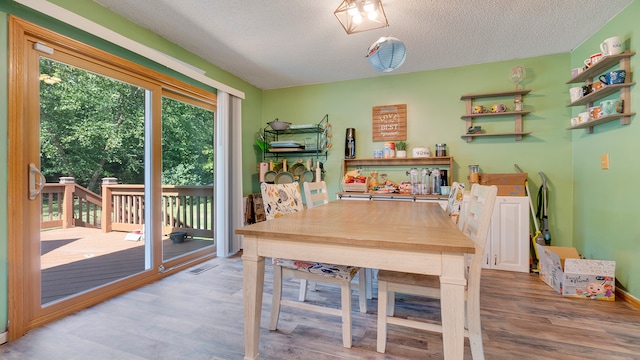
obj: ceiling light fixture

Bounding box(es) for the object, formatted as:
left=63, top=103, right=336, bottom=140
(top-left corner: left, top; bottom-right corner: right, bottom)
left=334, top=0, right=388, bottom=34
left=366, top=36, right=407, bottom=72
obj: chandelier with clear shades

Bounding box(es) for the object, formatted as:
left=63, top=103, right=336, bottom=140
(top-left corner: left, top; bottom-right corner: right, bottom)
left=334, top=0, right=389, bottom=34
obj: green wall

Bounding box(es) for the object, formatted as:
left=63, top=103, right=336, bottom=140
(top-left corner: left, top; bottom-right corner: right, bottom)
left=570, top=1, right=640, bottom=298
left=262, top=53, right=574, bottom=245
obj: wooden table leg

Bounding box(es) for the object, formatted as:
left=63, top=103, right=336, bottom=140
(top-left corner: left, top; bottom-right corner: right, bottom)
left=242, top=236, right=265, bottom=360
left=439, top=253, right=467, bottom=360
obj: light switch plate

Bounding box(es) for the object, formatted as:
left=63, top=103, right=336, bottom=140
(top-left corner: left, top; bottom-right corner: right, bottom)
left=601, top=154, right=610, bottom=169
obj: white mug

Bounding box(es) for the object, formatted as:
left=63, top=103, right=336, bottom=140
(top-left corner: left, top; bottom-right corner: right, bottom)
left=571, top=67, right=583, bottom=78
left=577, top=111, right=590, bottom=124
left=570, top=117, right=579, bottom=126
left=600, top=36, right=622, bottom=56
left=569, top=86, right=583, bottom=102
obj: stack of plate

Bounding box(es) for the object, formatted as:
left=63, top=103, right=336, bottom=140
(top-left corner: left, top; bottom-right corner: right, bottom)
left=269, top=141, right=304, bottom=152
left=288, top=124, right=318, bottom=130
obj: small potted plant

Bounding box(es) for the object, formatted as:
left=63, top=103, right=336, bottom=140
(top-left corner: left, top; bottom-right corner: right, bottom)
left=395, top=141, right=408, bottom=158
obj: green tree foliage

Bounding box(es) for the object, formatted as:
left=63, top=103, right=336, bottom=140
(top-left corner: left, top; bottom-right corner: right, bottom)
left=39, top=58, right=214, bottom=193
left=161, top=97, right=214, bottom=186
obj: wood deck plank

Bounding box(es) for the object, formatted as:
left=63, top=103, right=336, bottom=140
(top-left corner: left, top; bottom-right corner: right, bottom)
left=40, top=227, right=212, bottom=303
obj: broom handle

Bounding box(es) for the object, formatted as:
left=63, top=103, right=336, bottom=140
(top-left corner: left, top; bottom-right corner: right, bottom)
left=525, top=181, right=540, bottom=232
left=515, top=164, right=540, bottom=232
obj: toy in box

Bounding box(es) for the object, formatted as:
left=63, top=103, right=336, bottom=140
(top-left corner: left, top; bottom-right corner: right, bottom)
left=536, top=244, right=616, bottom=301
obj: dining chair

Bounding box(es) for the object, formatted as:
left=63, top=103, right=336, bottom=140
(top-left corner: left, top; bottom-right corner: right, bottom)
left=261, top=182, right=362, bottom=348
left=297, top=180, right=327, bottom=301
left=302, top=180, right=329, bottom=208
left=301, top=181, right=367, bottom=313
left=446, top=181, right=466, bottom=227
left=376, top=183, right=498, bottom=359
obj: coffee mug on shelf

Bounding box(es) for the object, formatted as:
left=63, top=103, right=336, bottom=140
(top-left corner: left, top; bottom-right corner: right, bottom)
left=570, top=117, right=580, bottom=126
left=589, top=106, right=602, bottom=120
left=592, top=81, right=603, bottom=91
left=584, top=53, right=603, bottom=68
left=582, top=84, right=593, bottom=96
left=569, top=86, right=583, bottom=102
left=601, top=99, right=624, bottom=115
left=599, top=70, right=626, bottom=85
left=472, top=105, right=486, bottom=114
left=577, top=111, right=590, bottom=124
left=600, top=99, right=616, bottom=116
left=600, top=36, right=623, bottom=56
left=491, top=104, right=507, bottom=113
left=571, top=67, right=583, bottom=78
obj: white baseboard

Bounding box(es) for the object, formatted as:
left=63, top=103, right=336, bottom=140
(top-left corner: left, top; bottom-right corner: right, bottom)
left=0, top=331, right=7, bottom=345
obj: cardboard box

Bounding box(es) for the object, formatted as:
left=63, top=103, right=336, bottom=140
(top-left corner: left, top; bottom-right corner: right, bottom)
left=479, top=173, right=527, bottom=196
left=536, top=245, right=616, bottom=301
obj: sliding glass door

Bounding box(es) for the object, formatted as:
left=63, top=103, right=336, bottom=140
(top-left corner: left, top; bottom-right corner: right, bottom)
left=8, top=17, right=217, bottom=338
left=161, top=95, right=215, bottom=262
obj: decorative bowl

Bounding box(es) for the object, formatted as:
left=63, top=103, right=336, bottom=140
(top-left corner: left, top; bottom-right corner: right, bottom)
left=267, top=119, right=291, bottom=130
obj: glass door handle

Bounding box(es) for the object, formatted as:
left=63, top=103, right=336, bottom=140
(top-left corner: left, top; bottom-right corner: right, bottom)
left=28, top=163, right=45, bottom=200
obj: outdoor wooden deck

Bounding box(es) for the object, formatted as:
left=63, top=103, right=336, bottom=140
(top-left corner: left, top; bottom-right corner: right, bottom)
left=40, top=227, right=213, bottom=304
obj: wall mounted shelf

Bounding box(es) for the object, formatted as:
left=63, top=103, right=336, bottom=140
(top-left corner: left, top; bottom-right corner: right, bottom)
left=460, top=89, right=531, bottom=142
left=566, top=51, right=635, bottom=133
left=566, top=51, right=636, bottom=84
left=263, top=114, right=329, bottom=160
left=340, top=157, right=453, bottom=199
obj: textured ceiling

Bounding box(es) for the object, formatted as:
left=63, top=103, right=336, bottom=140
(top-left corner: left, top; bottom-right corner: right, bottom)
left=94, top=0, right=632, bottom=90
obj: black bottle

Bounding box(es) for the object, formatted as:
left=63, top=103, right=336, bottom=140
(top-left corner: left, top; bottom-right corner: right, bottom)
left=440, top=170, right=448, bottom=186
left=345, top=128, right=356, bottom=159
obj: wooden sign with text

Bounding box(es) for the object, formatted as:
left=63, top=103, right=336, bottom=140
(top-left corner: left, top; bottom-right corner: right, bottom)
left=372, top=104, right=406, bottom=141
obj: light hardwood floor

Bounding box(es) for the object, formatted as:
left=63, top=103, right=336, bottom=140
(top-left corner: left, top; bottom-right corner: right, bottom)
left=2, top=252, right=640, bottom=359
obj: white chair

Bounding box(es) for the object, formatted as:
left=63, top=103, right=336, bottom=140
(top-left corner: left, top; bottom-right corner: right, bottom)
left=261, top=182, right=362, bottom=348
left=301, top=181, right=367, bottom=313
left=446, top=181, right=466, bottom=228
left=303, top=180, right=329, bottom=208
left=376, top=184, right=498, bottom=359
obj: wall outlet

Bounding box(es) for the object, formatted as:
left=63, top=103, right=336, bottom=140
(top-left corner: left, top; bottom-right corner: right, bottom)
left=601, top=154, right=610, bottom=170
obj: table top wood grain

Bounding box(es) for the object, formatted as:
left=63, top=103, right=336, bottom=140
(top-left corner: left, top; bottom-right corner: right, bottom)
left=236, top=200, right=474, bottom=254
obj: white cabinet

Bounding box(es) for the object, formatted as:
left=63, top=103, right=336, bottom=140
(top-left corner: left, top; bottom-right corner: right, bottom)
left=483, top=196, right=529, bottom=273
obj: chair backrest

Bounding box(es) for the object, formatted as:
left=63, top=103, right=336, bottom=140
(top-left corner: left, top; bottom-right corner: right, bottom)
left=446, top=182, right=465, bottom=227
left=303, top=181, right=329, bottom=209
left=260, top=182, right=304, bottom=220
left=459, top=184, right=497, bottom=296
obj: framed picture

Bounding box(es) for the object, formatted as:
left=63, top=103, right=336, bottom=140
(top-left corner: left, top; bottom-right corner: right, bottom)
left=372, top=104, right=406, bottom=141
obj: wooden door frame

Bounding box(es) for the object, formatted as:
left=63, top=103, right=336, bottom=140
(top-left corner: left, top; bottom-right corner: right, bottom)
left=7, top=16, right=217, bottom=340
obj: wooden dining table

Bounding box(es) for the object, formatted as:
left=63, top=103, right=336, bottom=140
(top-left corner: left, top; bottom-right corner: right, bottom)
left=235, top=199, right=475, bottom=360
